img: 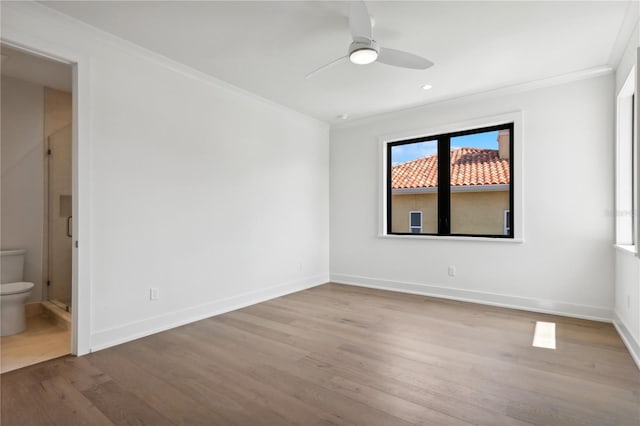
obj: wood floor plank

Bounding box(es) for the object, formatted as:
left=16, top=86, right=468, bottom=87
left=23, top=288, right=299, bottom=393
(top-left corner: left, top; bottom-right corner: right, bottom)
left=505, top=399, right=616, bottom=426
left=29, top=355, right=112, bottom=392
left=2, top=283, right=639, bottom=425
left=116, top=328, right=346, bottom=425
left=36, top=376, right=114, bottom=426
left=0, top=379, right=57, bottom=426
left=87, top=349, right=244, bottom=425
left=81, top=380, right=175, bottom=426
left=219, top=311, right=518, bottom=424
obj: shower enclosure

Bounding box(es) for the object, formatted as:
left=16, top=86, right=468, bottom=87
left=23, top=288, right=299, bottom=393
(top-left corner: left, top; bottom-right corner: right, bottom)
left=47, top=124, right=72, bottom=311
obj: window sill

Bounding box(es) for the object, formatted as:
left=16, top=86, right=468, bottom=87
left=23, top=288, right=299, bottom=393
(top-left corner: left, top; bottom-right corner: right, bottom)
left=378, top=234, right=524, bottom=243
left=615, top=244, right=637, bottom=255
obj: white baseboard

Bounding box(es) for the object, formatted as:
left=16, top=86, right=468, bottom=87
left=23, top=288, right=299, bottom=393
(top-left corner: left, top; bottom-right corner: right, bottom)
left=90, top=274, right=328, bottom=352
left=613, top=311, right=640, bottom=370
left=330, top=273, right=612, bottom=322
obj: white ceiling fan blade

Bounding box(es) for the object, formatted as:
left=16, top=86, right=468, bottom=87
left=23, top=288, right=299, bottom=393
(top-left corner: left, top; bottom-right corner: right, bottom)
left=305, top=56, right=348, bottom=79
left=377, top=47, right=434, bottom=70
left=349, top=1, right=372, bottom=41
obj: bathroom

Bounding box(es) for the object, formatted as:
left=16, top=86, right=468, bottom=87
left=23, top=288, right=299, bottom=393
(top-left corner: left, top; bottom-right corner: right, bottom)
left=1, top=45, right=74, bottom=372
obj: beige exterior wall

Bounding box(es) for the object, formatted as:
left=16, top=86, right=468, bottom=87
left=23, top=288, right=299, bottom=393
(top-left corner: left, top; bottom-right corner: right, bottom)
left=391, top=190, right=509, bottom=235
left=450, top=191, right=510, bottom=235
left=392, top=192, right=438, bottom=234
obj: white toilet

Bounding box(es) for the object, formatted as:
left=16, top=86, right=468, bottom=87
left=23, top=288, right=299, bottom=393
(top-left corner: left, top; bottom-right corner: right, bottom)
left=1, top=250, right=35, bottom=336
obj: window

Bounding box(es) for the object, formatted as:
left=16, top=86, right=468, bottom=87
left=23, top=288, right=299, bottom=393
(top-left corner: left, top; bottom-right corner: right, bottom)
left=504, top=210, right=511, bottom=236
left=616, top=67, right=637, bottom=248
left=386, top=123, right=514, bottom=238
left=409, top=211, right=422, bottom=233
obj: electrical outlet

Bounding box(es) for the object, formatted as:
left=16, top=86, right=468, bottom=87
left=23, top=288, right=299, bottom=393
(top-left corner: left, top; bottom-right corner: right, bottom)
left=150, top=287, right=159, bottom=301
left=448, top=266, right=456, bottom=277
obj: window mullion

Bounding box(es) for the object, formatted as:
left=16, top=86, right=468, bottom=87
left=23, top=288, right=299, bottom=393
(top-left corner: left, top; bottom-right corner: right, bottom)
left=386, top=143, right=393, bottom=235
left=438, top=136, right=451, bottom=234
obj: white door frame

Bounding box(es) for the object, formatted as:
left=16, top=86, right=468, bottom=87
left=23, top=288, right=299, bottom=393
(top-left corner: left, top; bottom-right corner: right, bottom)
left=0, top=35, right=91, bottom=355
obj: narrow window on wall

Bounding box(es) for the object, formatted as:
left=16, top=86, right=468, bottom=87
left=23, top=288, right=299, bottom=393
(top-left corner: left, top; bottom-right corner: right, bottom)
left=387, top=123, right=514, bottom=238
left=409, top=211, right=422, bottom=233
left=616, top=68, right=636, bottom=248
left=633, top=93, right=636, bottom=245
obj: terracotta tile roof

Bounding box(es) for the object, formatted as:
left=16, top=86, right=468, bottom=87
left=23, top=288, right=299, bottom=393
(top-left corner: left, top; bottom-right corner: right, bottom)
left=392, top=148, right=510, bottom=189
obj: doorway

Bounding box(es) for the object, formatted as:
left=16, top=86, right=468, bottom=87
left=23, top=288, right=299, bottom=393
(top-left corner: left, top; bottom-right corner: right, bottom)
left=0, top=43, right=75, bottom=371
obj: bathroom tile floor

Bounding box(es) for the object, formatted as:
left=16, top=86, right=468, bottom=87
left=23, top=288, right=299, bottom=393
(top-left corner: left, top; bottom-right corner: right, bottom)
left=0, top=314, right=70, bottom=373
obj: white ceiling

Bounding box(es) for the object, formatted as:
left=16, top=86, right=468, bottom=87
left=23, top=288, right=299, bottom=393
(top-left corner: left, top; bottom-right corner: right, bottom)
left=43, top=1, right=634, bottom=124
left=1, top=44, right=72, bottom=92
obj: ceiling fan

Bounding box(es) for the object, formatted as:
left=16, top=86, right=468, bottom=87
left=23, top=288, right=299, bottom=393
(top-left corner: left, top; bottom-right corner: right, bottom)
left=306, top=1, right=434, bottom=79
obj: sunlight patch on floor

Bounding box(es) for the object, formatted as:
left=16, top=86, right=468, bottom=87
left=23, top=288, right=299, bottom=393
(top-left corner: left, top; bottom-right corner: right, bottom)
left=532, top=321, right=556, bottom=349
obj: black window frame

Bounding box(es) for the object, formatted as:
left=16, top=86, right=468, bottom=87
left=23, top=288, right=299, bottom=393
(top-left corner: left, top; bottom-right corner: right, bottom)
left=386, top=123, right=515, bottom=238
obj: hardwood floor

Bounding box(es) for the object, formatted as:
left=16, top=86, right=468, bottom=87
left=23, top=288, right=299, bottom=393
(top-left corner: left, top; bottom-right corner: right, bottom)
left=2, top=283, right=639, bottom=425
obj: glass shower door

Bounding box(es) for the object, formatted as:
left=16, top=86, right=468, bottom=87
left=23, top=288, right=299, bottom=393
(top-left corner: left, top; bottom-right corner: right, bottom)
left=47, top=125, right=72, bottom=311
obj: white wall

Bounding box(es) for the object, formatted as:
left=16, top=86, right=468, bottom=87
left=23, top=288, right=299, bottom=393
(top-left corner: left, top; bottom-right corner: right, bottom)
left=613, top=17, right=640, bottom=368
left=1, top=76, right=44, bottom=302
left=2, top=2, right=330, bottom=352
left=331, top=74, right=615, bottom=320
left=615, top=248, right=639, bottom=364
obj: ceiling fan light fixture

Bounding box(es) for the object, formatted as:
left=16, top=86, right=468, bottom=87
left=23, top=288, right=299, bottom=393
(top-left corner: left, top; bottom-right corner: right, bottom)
left=349, top=48, right=378, bottom=65
left=306, top=1, right=433, bottom=78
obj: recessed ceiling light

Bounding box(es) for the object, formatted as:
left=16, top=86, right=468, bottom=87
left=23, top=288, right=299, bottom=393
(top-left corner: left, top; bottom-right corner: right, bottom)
left=422, top=84, right=433, bottom=90
left=338, top=113, right=349, bottom=120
